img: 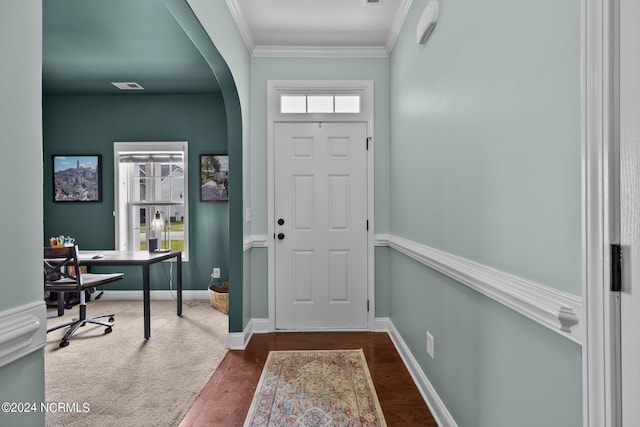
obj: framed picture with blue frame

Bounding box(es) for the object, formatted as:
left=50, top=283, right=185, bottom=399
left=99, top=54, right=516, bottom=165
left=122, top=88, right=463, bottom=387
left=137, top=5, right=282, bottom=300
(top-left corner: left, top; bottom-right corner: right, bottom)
left=52, top=154, right=102, bottom=202
left=200, top=154, right=229, bottom=202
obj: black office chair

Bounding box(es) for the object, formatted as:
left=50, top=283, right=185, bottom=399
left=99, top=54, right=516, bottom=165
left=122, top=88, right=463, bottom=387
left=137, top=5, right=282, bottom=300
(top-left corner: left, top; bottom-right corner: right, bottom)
left=44, top=245, right=123, bottom=347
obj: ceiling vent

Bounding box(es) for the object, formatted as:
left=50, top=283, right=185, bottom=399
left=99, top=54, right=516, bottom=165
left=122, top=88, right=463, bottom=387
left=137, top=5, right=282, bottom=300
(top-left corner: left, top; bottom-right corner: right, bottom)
left=363, top=0, right=382, bottom=5
left=111, top=82, right=144, bottom=90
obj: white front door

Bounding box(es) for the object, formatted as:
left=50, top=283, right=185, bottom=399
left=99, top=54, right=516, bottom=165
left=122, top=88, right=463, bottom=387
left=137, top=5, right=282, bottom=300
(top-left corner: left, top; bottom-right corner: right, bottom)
left=619, top=0, right=640, bottom=423
left=274, top=122, right=368, bottom=330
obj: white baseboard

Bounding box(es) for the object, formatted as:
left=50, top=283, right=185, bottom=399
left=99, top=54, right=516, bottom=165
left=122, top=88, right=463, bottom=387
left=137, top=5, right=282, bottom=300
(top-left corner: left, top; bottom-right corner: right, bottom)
left=0, top=300, right=47, bottom=369
left=225, top=332, right=246, bottom=350
left=250, top=318, right=270, bottom=333
left=226, top=318, right=269, bottom=350
left=387, top=320, right=458, bottom=427
left=98, top=290, right=209, bottom=301
left=374, top=317, right=390, bottom=331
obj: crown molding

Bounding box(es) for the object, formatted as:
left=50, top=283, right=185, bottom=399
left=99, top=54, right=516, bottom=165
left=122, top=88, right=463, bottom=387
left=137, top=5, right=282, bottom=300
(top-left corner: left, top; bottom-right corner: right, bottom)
left=225, top=0, right=255, bottom=52
left=386, top=0, right=413, bottom=54
left=226, top=0, right=408, bottom=58
left=252, top=45, right=389, bottom=58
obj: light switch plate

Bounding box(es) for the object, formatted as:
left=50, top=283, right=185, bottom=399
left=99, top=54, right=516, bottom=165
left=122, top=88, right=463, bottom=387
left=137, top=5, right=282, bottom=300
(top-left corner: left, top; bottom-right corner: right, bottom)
left=427, top=331, right=434, bottom=359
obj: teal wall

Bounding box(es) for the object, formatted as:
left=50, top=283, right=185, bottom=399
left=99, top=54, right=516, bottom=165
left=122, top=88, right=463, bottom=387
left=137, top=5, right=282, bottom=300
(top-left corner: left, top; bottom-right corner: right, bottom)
left=388, top=0, right=582, bottom=425
left=390, top=0, right=581, bottom=293
left=390, top=251, right=582, bottom=426
left=374, top=247, right=390, bottom=318
left=43, top=94, right=229, bottom=290
left=185, top=0, right=251, bottom=331
left=250, top=248, right=268, bottom=318
left=0, top=1, right=45, bottom=426
left=0, top=352, right=46, bottom=427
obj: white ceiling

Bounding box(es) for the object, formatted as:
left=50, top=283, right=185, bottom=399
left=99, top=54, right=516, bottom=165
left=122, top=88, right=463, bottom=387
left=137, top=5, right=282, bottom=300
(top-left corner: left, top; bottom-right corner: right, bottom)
left=228, top=0, right=411, bottom=57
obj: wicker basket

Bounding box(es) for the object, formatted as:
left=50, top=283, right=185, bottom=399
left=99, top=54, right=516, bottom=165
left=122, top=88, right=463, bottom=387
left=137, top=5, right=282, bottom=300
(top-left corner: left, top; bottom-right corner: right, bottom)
left=208, top=282, right=229, bottom=314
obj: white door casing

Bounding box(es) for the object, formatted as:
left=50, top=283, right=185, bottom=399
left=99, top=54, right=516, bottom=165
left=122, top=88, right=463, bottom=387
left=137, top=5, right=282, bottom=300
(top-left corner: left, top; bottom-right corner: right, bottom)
left=584, top=0, right=640, bottom=424
left=618, top=0, right=640, bottom=423
left=266, top=80, right=375, bottom=332
left=274, top=122, right=368, bottom=329
left=582, top=0, right=621, bottom=424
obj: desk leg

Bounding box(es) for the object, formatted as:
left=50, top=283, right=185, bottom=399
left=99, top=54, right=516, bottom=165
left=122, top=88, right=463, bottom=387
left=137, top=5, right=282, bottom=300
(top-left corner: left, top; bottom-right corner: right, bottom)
left=57, top=291, right=65, bottom=317
left=177, top=252, right=182, bottom=317
left=143, top=264, right=151, bottom=339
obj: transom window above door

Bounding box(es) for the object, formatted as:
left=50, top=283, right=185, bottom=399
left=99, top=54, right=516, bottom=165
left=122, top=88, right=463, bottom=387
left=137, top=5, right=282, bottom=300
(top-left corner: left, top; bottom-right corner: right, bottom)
left=280, top=94, right=361, bottom=114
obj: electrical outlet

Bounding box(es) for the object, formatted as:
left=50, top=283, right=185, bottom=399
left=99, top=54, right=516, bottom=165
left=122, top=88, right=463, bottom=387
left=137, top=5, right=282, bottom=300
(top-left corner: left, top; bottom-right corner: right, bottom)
left=426, top=331, right=434, bottom=359
left=213, top=268, right=221, bottom=279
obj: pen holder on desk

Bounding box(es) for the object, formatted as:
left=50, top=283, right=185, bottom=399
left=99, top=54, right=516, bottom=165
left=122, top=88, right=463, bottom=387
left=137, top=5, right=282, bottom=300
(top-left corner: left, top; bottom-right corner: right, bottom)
left=148, top=238, right=158, bottom=253
left=50, top=235, right=75, bottom=248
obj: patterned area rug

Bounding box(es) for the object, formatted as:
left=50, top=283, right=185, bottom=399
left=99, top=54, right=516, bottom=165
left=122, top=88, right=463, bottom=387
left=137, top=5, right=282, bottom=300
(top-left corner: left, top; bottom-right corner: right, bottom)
left=243, top=349, right=387, bottom=427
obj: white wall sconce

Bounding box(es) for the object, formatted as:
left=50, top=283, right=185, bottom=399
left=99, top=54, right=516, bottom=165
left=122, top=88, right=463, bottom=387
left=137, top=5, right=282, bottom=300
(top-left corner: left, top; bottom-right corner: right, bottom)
left=417, top=1, right=439, bottom=44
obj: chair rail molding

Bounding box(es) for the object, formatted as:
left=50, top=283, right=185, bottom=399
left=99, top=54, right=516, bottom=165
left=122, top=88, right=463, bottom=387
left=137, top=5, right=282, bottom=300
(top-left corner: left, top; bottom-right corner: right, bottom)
left=0, top=301, right=47, bottom=369
left=244, top=234, right=269, bottom=251
left=375, top=234, right=584, bottom=344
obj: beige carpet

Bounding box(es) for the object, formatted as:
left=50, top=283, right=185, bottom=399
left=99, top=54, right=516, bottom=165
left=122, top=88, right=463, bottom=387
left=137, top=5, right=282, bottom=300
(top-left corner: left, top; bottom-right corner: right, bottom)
left=45, top=300, right=228, bottom=427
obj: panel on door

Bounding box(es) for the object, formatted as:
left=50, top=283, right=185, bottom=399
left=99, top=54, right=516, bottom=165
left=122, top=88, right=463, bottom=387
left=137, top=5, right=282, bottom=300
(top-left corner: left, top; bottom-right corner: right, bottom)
left=274, top=122, right=368, bottom=330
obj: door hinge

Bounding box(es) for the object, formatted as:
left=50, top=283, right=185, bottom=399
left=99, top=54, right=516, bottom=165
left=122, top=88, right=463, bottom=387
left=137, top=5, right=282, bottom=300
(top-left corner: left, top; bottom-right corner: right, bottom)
left=611, top=244, right=622, bottom=292
left=366, top=137, right=372, bottom=150
left=367, top=300, right=370, bottom=312
left=366, top=220, right=369, bottom=231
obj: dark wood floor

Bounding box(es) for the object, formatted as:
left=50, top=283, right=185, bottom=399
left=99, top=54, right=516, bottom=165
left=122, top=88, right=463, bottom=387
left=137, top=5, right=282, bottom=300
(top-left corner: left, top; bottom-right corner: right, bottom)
left=179, top=332, right=437, bottom=426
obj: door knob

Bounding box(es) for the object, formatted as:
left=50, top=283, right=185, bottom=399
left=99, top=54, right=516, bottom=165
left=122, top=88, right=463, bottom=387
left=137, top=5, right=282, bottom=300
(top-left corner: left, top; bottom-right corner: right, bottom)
left=278, top=218, right=285, bottom=226
left=277, top=233, right=285, bottom=240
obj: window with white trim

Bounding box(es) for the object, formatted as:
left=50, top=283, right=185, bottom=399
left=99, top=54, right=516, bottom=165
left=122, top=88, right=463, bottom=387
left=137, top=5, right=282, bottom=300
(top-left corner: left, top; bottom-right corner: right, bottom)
left=114, top=141, right=188, bottom=259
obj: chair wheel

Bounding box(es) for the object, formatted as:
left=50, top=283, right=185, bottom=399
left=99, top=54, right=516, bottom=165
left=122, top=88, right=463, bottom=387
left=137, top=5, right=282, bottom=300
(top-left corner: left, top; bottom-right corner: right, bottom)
left=59, top=340, right=69, bottom=348
left=105, top=327, right=112, bottom=334
left=109, top=316, right=115, bottom=322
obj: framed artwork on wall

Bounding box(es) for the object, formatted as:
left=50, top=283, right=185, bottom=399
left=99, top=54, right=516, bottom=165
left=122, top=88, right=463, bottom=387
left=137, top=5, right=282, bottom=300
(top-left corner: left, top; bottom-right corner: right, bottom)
left=200, top=154, right=229, bottom=202
left=52, top=155, right=102, bottom=202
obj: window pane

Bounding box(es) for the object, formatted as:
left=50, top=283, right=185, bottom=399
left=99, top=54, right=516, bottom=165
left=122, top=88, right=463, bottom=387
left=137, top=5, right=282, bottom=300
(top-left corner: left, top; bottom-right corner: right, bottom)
left=115, top=142, right=188, bottom=259
left=335, top=95, right=360, bottom=113
left=281, top=95, right=306, bottom=113
left=307, top=95, right=334, bottom=113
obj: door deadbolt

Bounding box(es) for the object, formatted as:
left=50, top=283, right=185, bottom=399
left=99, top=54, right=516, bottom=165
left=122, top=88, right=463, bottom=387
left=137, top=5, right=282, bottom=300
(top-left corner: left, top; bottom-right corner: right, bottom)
left=278, top=218, right=285, bottom=226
